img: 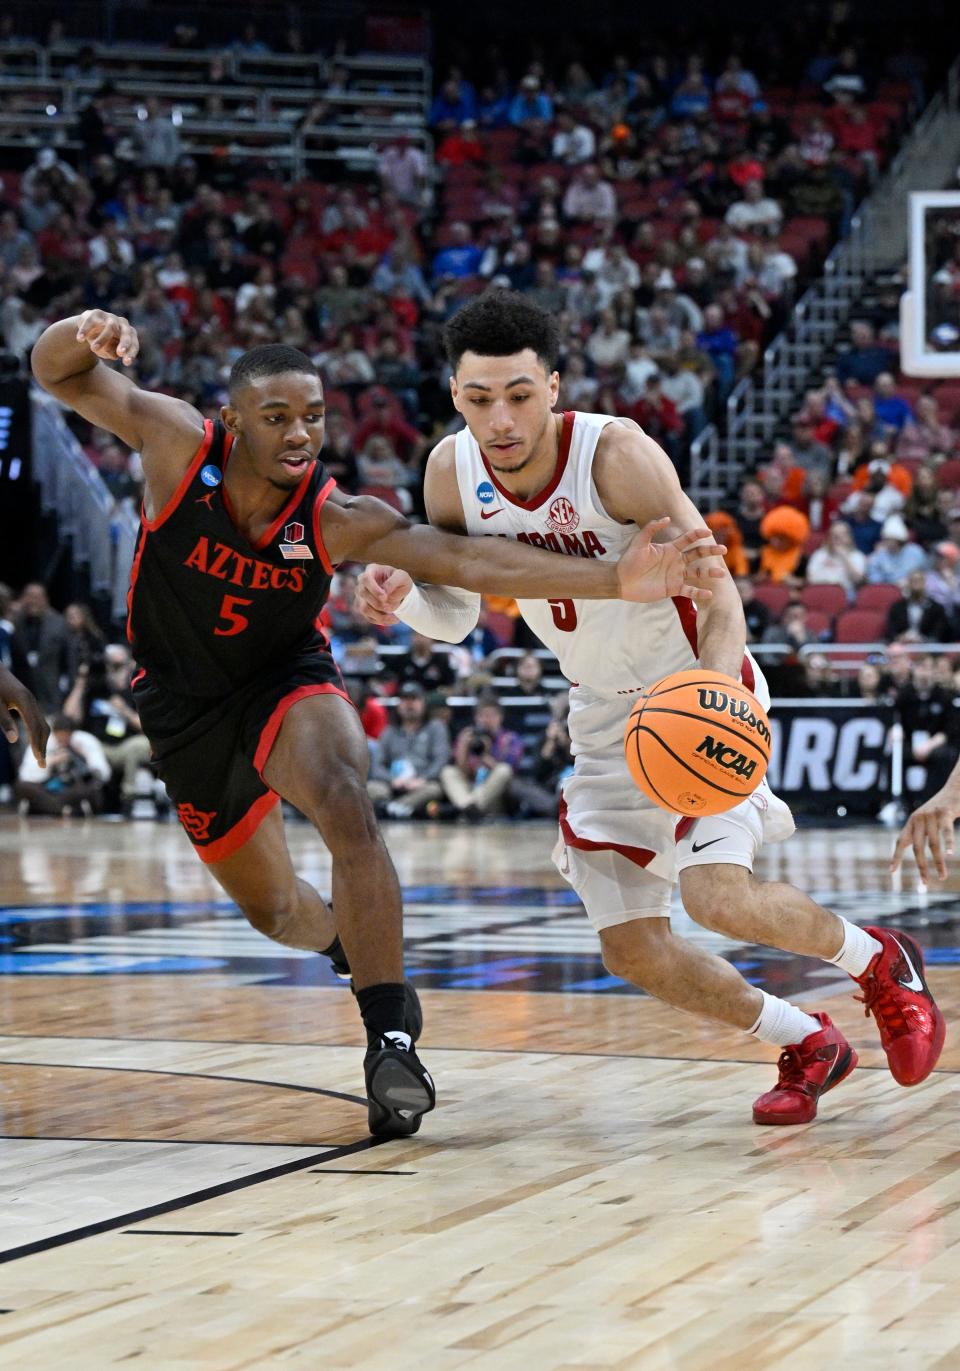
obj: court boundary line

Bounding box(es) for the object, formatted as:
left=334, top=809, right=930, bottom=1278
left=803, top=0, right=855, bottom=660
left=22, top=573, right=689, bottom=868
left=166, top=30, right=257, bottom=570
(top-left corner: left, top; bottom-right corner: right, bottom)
left=0, top=1134, right=385, bottom=1266
left=0, top=1036, right=956, bottom=1073
left=0, top=1059, right=367, bottom=1106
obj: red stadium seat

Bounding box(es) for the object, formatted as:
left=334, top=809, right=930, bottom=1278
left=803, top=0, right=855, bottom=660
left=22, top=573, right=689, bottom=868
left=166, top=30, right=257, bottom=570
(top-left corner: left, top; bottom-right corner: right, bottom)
left=750, top=584, right=792, bottom=618
left=800, top=584, right=848, bottom=617
left=935, top=459, right=960, bottom=489
left=484, top=611, right=517, bottom=647
left=833, top=609, right=887, bottom=643
left=854, top=584, right=902, bottom=613
left=803, top=609, right=833, bottom=639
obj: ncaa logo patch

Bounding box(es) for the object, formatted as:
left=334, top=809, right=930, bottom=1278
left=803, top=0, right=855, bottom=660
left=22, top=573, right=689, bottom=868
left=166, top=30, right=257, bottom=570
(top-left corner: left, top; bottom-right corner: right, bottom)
left=200, top=464, right=222, bottom=487
left=476, top=481, right=496, bottom=505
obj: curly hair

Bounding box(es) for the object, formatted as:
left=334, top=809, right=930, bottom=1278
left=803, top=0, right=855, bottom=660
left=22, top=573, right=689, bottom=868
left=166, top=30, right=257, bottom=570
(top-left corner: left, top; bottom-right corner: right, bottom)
left=443, top=289, right=560, bottom=374
left=228, top=344, right=318, bottom=398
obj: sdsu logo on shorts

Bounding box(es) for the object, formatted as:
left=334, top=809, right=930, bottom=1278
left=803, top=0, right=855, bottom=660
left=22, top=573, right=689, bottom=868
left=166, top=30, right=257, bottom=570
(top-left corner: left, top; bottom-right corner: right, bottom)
left=279, top=521, right=314, bottom=561
left=546, top=496, right=580, bottom=535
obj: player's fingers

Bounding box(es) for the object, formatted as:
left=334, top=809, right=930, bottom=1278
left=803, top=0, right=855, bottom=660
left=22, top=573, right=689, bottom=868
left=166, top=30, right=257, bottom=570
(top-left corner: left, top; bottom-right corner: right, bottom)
left=117, top=321, right=139, bottom=365
left=681, top=584, right=714, bottom=602
left=926, top=817, right=946, bottom=882
left=0, top=702, right=17, bottom=745
left=673, top=527, right=715, bottom=550
left=381, top=567, right=412, bottom=601
left=912, top=824, right=930, bottom=884
left=682, top=541, right=726, bottom=561
left=635, top=515, right=670, bottom=545
left=890, top=821, right=913, bottom=873
left=76, top=309, right=95, bottom=340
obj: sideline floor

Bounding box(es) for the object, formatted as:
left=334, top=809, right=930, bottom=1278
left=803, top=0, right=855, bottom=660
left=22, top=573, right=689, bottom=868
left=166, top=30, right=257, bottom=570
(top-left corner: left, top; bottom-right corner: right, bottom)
left=0, top=816, right=956, bottom=1369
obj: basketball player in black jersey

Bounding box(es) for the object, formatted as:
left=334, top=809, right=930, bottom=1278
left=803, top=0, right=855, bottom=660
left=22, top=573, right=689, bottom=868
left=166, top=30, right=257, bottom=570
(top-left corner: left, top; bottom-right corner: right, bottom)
left=31, top=309, right=725, bottom=1138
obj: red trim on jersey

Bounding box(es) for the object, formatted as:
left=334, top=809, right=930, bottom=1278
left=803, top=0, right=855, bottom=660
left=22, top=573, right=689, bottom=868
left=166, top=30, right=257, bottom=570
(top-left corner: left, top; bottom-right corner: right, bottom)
left=311, top=476, right=337, bottom=574
left=125, top=528, right=147, bottom=645
left=142, top=419, right=215, bottom=533
left=671, top=595, right=699, bottom=656
left=675, top=817, right=695, bottom=842
left=196, top=791, right=280, bottom=865
left=130, top=668, right=146, bottom=688
left=252, top=681, right=353, bottom=781
left=671, top=596, right=756, bottom=692
left=479, top=410, right=575, bottom=511
left=558, top=795, right=655, bottom=870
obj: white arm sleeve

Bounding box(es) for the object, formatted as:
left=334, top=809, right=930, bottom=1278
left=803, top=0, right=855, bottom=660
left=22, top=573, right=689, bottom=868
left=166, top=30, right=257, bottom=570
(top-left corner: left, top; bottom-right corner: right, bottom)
left=394, top=582, right=481, bottom=644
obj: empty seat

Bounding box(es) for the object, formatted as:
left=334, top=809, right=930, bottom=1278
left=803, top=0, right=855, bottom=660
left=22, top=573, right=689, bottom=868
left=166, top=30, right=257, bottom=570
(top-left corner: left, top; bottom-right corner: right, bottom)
left=750, top=584, right=792, bottom=618
left=800, top=584, right=848, bottom=617
left=833, top=609, right=887, bottom=643
left=854, top=584, right=902, bottom=613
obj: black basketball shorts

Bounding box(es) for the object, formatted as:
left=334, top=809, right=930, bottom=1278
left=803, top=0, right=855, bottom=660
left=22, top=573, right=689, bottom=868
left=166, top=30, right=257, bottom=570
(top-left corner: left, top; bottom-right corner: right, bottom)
left=133, top=647, right=349, bottom=863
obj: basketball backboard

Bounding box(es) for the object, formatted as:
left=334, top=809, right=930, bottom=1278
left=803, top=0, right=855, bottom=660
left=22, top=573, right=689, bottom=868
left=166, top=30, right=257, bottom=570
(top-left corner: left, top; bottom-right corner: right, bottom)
left=902, top=190, right=960, bottom=375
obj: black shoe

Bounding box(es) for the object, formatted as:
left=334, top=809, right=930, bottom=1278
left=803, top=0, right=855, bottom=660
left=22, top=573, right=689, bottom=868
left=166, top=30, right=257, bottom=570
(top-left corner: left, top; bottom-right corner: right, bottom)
left=364, top=1035, right=436, bottom=1138
left=324, top=934, right=423, bottom=1044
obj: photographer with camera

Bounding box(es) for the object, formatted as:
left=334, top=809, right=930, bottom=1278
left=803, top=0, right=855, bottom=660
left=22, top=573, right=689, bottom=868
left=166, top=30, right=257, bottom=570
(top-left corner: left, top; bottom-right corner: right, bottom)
left=63, top=642, right=152, bottom=811
left=441, top=694, right=524, bottom=821
left=367, top=681, right=450, bottom=819
left=16, top=713, right=109, bottom=816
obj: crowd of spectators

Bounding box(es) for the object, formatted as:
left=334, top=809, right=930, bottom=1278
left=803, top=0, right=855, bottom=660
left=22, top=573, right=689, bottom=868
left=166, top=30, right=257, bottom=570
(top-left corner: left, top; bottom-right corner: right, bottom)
left=0, top=26, right=918, bottom=510
left=711, top=313, right=960, bottom=660
left=0, top=23, right=948, bottom=819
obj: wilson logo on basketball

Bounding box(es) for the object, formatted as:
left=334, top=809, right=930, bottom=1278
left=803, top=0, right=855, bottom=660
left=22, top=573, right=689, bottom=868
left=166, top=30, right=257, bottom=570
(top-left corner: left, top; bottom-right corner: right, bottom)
left=696, top=688, right=772, bottom=745
left=176, top=802, right=217, bottom=842
left=695, top=735, right=757, bottom=780
left=546, top=496, right=580, bottom=535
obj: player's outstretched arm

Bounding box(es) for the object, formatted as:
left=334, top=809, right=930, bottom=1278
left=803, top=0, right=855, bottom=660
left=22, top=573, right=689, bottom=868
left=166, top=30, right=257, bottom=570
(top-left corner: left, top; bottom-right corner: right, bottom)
left=890, top=766, right=960, bottom=882
left=31, top=312, right=205, bottom=514
left=595, top=423, right=745, bottom=678
left=322, top=492, right=726, bottom=603
left=0, top=665, right=49, bottom=767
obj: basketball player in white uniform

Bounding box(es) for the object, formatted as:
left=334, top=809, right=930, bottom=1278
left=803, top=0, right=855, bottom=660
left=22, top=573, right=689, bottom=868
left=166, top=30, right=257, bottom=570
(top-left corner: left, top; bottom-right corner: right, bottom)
left=357, top=291, right=945, bottom=1125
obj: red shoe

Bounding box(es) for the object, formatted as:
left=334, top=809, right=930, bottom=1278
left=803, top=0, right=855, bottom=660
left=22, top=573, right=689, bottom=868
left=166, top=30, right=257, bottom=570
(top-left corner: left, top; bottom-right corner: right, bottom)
left=854, top=927, right=945, bottom=1086
left=753, top=1013, right=858, bottom=1125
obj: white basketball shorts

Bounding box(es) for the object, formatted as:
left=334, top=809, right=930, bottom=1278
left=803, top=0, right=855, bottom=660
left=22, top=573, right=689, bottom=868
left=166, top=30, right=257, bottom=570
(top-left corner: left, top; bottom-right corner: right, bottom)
left=552, top=687, right=795, bottom=933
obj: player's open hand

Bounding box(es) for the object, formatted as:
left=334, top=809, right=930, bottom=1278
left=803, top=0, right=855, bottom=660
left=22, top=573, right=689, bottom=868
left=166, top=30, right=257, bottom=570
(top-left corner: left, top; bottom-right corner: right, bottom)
left=355, top=564, right=414, bottom=627
left=0, top=665, right=49, bottom=767
left=890, top=788, right=960, bottom=883
left=617, top=518, right=727, bottom=604
left=76, top=310, right=140, bottom=367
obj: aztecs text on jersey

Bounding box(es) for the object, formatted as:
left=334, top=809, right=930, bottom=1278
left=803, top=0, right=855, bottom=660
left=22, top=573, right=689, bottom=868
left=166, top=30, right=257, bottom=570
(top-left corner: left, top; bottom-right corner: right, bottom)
left=127, top=418, right=336, bottom=698
left=454, top=410, right=764, bottom=704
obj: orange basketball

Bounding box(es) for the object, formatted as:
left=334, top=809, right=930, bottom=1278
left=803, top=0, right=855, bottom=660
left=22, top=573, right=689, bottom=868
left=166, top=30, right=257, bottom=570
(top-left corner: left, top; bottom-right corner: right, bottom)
left=624, top=670, right=771, bottom=817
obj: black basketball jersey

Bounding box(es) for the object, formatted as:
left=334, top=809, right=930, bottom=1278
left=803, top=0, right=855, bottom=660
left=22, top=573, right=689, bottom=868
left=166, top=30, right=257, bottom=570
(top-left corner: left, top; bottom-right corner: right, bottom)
left=127, top=418, right=337, bottom=698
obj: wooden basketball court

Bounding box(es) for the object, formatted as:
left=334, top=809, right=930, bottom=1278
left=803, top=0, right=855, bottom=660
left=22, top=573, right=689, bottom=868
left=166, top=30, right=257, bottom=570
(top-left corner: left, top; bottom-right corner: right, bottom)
left=0, top=814, right=957, bottom=1368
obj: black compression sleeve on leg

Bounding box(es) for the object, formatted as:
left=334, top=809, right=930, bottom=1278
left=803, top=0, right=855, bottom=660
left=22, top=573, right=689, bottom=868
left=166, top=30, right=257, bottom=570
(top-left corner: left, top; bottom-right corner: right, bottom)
left=355, top=982, right=407, bottom=1045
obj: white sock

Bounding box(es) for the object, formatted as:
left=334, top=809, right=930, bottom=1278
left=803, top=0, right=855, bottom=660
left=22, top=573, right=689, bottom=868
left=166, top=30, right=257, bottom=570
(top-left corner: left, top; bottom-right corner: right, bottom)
left=749, top=990, right=820, bottom=1047
left=384, top=1030, right=412, bottom=1052
left=826, top=918, right=883, bottom=979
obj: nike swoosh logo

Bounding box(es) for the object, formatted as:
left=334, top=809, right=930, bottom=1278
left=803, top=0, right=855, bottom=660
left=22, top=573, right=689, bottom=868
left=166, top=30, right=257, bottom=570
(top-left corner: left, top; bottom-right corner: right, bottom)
left=479, top=507, right=503, bottom=519
left=690, top=837, right=725, bottom=854
left=893, top=937, right=924, bottom=991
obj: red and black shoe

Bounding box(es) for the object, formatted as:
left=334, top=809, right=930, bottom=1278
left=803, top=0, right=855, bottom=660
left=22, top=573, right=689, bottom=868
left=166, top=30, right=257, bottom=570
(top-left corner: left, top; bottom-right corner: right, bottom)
left=753, top=1013, right=858, bottom=1125
left=854, top=927, right=945, bottom=1086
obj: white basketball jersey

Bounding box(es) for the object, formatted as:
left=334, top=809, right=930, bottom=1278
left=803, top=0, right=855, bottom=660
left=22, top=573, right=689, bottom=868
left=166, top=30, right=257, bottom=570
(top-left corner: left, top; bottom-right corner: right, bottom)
left=454, top=410, right=766, bottom=705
